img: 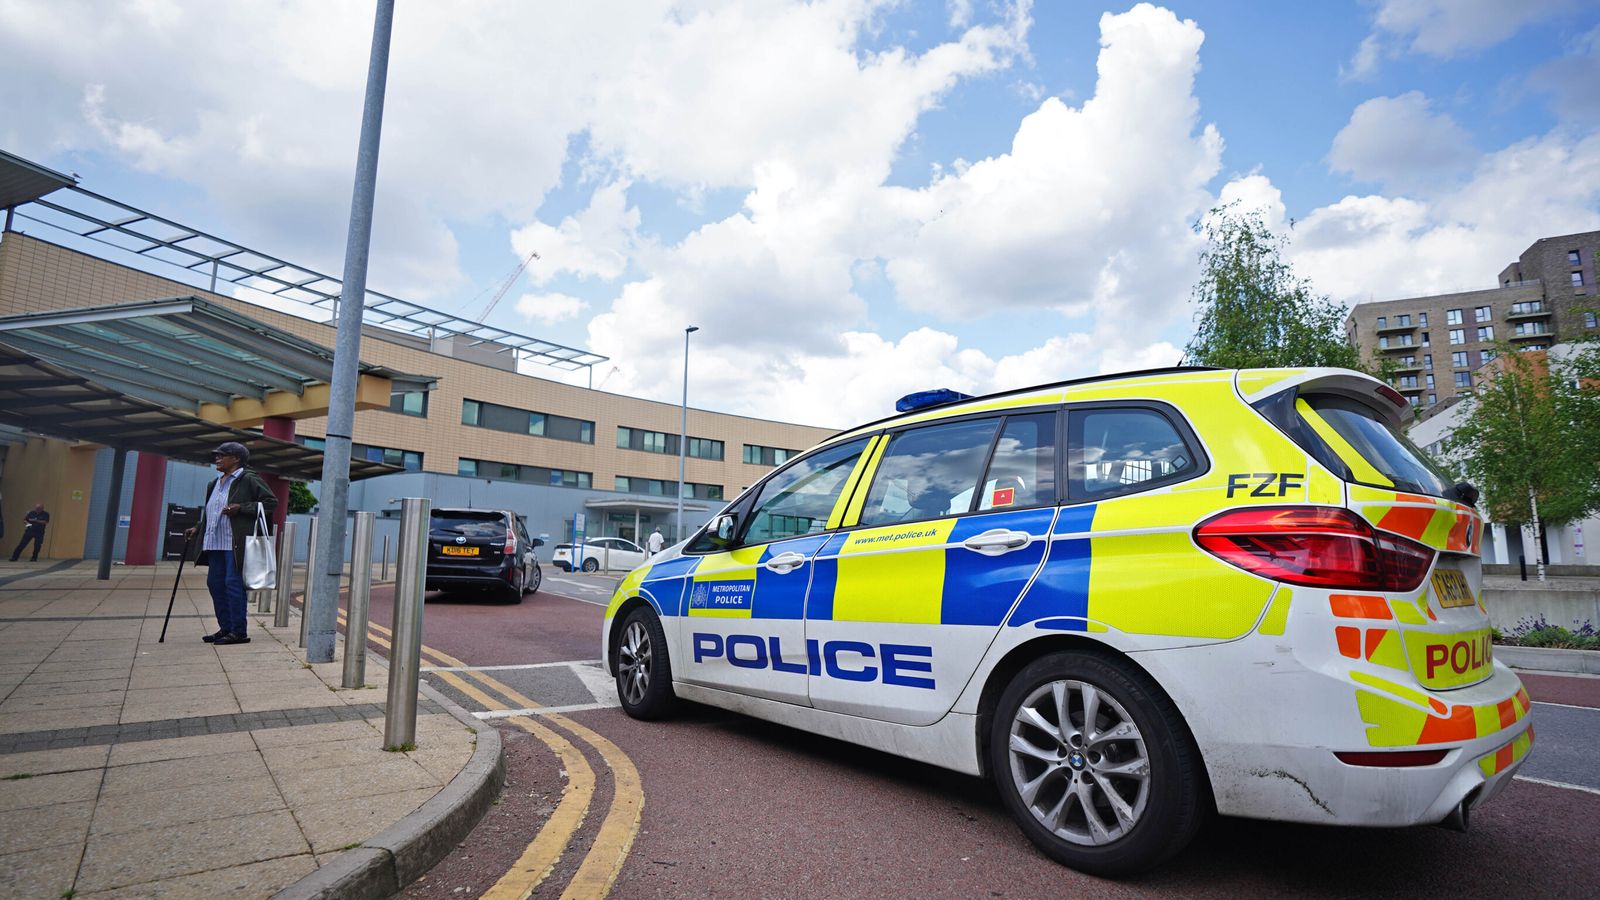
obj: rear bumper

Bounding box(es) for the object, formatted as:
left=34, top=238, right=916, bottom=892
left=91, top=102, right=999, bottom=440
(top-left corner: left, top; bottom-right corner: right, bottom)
left=1140, top=646, right=1534, bottom=827
left=425, top=563, right=515, bottom=592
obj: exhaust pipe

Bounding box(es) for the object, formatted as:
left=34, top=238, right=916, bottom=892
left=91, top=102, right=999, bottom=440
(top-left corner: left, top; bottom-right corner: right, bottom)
left=1437, top=789, right=1479, bottom=832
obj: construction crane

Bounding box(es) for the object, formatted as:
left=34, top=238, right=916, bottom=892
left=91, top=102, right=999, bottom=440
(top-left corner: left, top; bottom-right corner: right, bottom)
left=472, top=250, right=540, bottom=322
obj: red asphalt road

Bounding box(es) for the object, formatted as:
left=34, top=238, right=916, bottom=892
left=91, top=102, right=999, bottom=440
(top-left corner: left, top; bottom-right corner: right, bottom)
left=349, top=586, right=1600, bottom=898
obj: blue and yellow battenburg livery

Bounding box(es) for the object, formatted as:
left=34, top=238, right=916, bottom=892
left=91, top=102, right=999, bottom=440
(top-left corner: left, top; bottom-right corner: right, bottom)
left=601, top=366, right=1530, bottom=874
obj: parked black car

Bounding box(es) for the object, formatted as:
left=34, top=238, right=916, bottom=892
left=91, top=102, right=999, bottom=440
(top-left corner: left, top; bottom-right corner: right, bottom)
left=425, top=508, right=543, bottom=602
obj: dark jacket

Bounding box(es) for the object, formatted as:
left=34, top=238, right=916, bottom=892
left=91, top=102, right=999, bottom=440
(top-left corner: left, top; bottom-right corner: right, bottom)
left=190, top=468, right=278, bottom=573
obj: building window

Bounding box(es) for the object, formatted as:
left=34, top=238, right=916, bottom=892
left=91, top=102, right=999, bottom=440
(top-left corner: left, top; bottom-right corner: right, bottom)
left=1446, top=309, right=1463, bottom=325
left=299, top=437, right=422, bottom=472
left=1425, top=374, right=1435, bottom=389
left=1480, top=349, right=1496, bottom=365
left=388, top=389, right=429, bottom=418
left=743, top=444, right=797, bottom=467
left=1477, top=326, right=1494, bottom=342
left=1378, top=336, right=1389, bottom=349
left=1574, top=272, right=1586, bottom=287
left=1396, top=314, right=1410, bottom=327
left=462, top=399, right=593, bottom=444
left=1451, top=351, right=1468, bottom=367
left=1571, top=250, right=1582, bottom=265
left=1423, top=354, right=1433, bottom=368
left=458, top=457, right=591, bottom=488
left=1513, top=322, right=1545, bottom=337
left=1510, top=301, right=1545, bottom=315
left=1398, top=334, right=1414, bottom=346
left=1455, top=372, right=1471, bottom=388
left=614, top=476, right=723, bottom=501
left=1376, top=316, right=1387, bottom=329
left=1421, top=331, right=1430, bottom=346
left=1520, top=343, right=1548, bottom=352
left=1427, top=393, right=1436, bottom=405
left=1418, top=312, right=1428, bottom=326
left=1448, top=329, right=1465, bottom=345
left=1399, top=356, right=1416, bottom=367
left=1397, top=375, right=1418, bottom=389
left=1585, top=312, right=1598, bottom=328
left=616, top=426, right=723, bottom=460
left=1474, top=306, right=1491, bottom=322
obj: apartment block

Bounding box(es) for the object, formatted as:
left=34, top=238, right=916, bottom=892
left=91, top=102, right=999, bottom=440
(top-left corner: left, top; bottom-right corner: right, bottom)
left=1346, top=230, right=1599, bottom=409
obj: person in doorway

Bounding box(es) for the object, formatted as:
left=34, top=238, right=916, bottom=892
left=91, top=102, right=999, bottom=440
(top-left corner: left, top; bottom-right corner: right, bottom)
left=647, top=525, right=665, bottom=555
left=9, top=504, right=49, bottom=562
left=184, top=442, right=276, bottom=645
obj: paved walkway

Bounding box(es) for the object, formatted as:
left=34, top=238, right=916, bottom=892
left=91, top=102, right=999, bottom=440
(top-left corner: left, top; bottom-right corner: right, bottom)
left=0, top=559, right=478, bottom=899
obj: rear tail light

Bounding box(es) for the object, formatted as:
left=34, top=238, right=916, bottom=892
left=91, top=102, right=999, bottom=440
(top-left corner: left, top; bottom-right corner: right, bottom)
left=1335, top=749, right=1448, bottom=767
left=504, top=533, right=517, bottom=555
left=1194, top=506, right=1435, bottom=591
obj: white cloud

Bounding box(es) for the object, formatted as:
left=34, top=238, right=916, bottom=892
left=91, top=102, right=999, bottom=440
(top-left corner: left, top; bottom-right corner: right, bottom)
left=1340, top=34, right=1384, bottom=81
left=510, top=181, right=640, bottom=286
left=1363, top=0, right=1574, bottom=60
left=514, top=292, right=590, bottom=324
left=1526, top=25, right=1600, bottom=126
left=1328, top=92, right=1476, bottom=188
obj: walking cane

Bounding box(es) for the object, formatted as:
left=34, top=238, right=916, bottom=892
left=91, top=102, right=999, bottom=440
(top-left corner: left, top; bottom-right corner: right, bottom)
left=158, top=532, right=195, bottom=643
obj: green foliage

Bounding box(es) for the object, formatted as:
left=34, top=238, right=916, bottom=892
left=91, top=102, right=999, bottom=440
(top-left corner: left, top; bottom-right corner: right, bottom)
left=1446, top=346, right=1600, bottom=527
left=1184, top=204, right=1370, bottom=372
left=289, top=481, right=318, bottom=515
left=1495, top=615, right=1599, bottom=651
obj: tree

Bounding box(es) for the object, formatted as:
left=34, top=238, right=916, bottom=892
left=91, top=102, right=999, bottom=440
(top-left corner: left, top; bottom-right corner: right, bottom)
left=1445, top=346, right=1600, bottom=578
left=1184, top=204, right=1371, bottom=371
left=289, top=481, right=318, bottom=515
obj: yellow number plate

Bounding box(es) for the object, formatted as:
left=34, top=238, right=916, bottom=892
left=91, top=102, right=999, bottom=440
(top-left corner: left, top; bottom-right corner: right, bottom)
left=441, top=545, right=479, bottom=557
left=1431, top=569, right=1474, bottom=608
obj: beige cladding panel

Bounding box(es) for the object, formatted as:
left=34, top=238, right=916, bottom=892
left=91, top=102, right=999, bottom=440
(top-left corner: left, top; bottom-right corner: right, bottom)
left=0, top=235, right=837, bottom=493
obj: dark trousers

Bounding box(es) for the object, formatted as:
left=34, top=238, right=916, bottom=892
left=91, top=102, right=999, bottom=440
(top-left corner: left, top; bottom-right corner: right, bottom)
left=206, top=549, right=249, bottom=636
left=10, top=529, right=43, bottom=561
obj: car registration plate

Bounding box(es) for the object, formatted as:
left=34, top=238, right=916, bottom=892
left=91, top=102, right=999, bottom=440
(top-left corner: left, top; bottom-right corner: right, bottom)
left=1431, top=569, right=1474, bottom=608
left=441, top=545, right=479, bottom=557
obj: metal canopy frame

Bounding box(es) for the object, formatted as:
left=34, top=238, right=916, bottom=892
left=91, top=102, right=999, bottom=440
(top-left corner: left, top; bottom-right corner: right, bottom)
left=0, top=296, right=435, bottom=416
left=2, top=151, right=608, bottom=373
left=0, top=348, right=399, bottom=481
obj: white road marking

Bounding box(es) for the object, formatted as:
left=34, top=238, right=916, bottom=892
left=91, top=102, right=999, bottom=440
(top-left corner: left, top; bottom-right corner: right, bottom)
left=1515, top=775, right=1600, bottom=796
left=422, top=659, right=602, bottom=673
left=1532, top=700, right=1600, bottom=712
left=474, top=702, right=615, bottom=718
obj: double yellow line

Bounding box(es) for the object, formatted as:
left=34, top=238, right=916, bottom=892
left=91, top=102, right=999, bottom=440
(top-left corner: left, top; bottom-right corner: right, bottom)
left=339, top=611, right=642, bottom=899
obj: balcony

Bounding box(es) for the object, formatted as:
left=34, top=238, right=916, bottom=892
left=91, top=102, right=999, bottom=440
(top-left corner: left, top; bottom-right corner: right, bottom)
left=1379, top=341, right=1419, bottom=352
left=1506, top=305, right=1551, bottom=321
left=1393, top=383, right=1424, bottom=393
left=1509, top=329, right=1553, bottom=341
left=1390, top=361, right=1423, bottom=374
left=1375, top=321, right=1418, bottom=334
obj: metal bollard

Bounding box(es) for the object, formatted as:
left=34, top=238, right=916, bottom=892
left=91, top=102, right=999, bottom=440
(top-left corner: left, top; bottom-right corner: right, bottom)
left=343, top=512, right=375, bottom=689
left=300, top=516, right=319, bottom=647
left=384, top=498, right=429, bottom=749
left=381, top=534, right=390, bottom=582
left=274, top=521, right=296, bottom=628
left=603, top=545, right=611, bottom=573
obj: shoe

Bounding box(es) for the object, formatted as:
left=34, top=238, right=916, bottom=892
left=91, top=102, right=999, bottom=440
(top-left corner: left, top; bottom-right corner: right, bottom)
left=201, top=629, right=228, bottom=643
left=213, top=633, right=251, bottom=645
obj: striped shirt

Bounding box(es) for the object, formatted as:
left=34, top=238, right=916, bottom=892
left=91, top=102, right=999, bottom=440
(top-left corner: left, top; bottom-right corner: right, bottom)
left=203, top=471, right=240, bottom=552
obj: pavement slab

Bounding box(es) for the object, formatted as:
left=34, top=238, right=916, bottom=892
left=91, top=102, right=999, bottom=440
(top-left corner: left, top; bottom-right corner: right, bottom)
left=0, top=560, right=485, bottom=898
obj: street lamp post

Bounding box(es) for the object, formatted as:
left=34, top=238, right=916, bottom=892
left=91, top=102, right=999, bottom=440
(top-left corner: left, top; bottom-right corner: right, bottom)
left=677, top=325, right=699, bottom=542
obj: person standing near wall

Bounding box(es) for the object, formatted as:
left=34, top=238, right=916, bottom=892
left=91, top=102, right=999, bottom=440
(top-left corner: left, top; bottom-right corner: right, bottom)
left=9, top=504, right=48, bottom=562
left=184, top=442, right=276, bottom=645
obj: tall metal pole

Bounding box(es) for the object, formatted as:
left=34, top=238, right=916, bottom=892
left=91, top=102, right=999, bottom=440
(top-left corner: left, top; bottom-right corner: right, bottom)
left=308, top=0, right=397, bottom=663
left=97, top=447, right=128, bottom=580
left=343, top=511, right=374, bottom=689
left=677, top=325, right=698, bottom=542
left=384, top=497, right=429, bottom=749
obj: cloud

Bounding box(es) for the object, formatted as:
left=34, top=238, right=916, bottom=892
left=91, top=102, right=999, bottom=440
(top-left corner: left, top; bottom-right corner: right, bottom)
left=510, top=180, right=640, bottom=286
left=1526, top=25, right=1600, bottom=127
left=1370, top=0, right=1575, bottom=57
left=1328, top=92, right=1476, bottom=188
left=514, top=292, right=590, bottom=324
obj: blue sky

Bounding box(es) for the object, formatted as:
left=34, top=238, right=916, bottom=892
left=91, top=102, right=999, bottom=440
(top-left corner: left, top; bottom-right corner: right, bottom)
left=2, top=1, right=1598, bottom=425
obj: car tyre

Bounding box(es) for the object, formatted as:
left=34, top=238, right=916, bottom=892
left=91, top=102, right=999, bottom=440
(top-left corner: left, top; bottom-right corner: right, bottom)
left=615, top=605, right=676, bottom=720
left=989, top=651, right=1203, bottom=877
left=524, top=563, right=541, bottom=594
left=582, top=557, right=600, bottom=573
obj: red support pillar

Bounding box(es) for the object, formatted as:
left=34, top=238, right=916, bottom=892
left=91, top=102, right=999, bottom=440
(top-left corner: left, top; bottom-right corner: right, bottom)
left=125, top=451, right=167, bottom=566
left=261, top=417, right=296, bottom=529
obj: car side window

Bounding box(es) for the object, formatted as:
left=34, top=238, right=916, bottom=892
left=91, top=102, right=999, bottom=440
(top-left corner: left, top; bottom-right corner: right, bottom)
left=858, top=418, right=999, bottom=527
left=739, top=438, right=872, bottom=545
left=1069, top=406, right=1196, bottom=500
left=977, top=412, right=1058, bottom=511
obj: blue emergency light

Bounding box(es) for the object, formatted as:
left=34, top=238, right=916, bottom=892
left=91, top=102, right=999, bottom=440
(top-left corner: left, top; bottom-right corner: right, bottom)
left=895, top=388, right=973, bottom=413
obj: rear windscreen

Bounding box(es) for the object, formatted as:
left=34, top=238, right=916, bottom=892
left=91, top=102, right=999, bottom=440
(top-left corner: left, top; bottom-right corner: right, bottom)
left=1298, top=395, right=1452, bottom=497
left=430, top=511, right=506, bottom=537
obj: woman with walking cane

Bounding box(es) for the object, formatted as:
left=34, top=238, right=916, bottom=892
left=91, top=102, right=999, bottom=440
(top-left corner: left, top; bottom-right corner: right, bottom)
left=184, top=442, right=276, bottom=645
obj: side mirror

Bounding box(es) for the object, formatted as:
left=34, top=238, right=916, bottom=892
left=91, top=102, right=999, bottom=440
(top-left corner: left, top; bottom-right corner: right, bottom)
left=712, top=514, right=737, bottom=545
left=1452, top=482, right=1480, bottom=506
left=532, top=538, right=546, bottom=548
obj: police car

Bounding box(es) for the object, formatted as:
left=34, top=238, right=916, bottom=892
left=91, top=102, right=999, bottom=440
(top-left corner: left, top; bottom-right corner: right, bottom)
left=600, top=367, right=1530, bottom=875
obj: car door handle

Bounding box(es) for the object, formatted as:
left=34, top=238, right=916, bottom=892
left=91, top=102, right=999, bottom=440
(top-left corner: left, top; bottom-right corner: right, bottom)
left=765, top=551, right=808, bottom=574
left=962, top=529, right=1031, bottom=555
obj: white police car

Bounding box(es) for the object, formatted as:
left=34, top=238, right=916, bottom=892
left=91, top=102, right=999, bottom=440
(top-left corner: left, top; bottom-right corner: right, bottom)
left=600, top=368, right=1529, bottom=875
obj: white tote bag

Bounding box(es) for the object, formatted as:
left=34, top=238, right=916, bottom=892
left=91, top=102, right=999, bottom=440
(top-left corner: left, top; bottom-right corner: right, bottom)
left=243, top=505, right=278, bottom=590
